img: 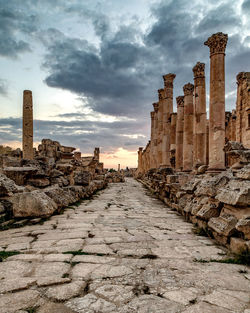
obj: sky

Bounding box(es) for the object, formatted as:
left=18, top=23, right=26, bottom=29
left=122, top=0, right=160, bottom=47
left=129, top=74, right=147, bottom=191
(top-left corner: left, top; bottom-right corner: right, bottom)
left=0, top=0, right=249, bottom=168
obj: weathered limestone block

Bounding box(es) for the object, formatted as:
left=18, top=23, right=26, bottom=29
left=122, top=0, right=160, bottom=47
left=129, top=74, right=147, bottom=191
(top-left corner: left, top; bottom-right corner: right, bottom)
left=26, top=178, right=50, bottom=188
left=208, top=214, right=237, bottom=238
left=230, top=237, right=249, bottom=254
left=216, top=180, right=250, bottom=206
left=236, top=218, right=250, bottom=239
left=3, top=167, right=38, bottom=185
left=196, top=200, right=221, bottom=220
left=0, top=173, right=18, bottom=196
left=190, top=196, right=210, bottom=216
left=235, top=165, right=250, bottom=180
left=56, top=164, right=74, bottom=175
left=181, top=178, right=201, bottom=193
left=50, top=169, right=64, bottom=178
left=44, top=186, right=73, bottom=208
left=11, top=190, right=58, bottom=217
left=195, top=170, right=233, bottom=197
left=74, top=171, right=92, bottom=186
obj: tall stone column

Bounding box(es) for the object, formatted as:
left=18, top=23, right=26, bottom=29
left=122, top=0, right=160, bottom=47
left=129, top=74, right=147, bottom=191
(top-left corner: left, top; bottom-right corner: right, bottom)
left=157, top=89, right=164, bottom=166
left=150, top=111, right=155, bottom=168
left=192, top=62, right=207, bottom=167
left=138, top=147, right=143, bottom=172
left=204, top=32, right=228, bottom=170
left=153, top=102, right=159, bottom=168
left=162, top=73, right=176, bottom=166
left=22, top=90, right=34, bottom=160
left=170, top=113, right=177, bottom=168
left=175, top=96, right=184, bottom=171
left=183, top=83, right=194, bottom=171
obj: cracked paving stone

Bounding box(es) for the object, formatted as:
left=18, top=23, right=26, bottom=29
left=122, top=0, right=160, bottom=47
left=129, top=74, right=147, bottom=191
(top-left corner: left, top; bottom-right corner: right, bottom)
left=45, top=281, right=86, bottom=301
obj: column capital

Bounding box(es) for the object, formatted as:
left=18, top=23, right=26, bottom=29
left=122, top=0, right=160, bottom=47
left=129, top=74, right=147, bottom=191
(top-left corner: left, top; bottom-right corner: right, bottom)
left=204, top=32, right=228, bottom=55
left=158, top=88, right=165, bottom=101
left=176, top=96, right=184, bottom=107
left=139, top=147, right=143, bottom=152
left=163, top=73, right=176, bottom=88
left=192, top=62, right=205, bottom=78
left=183, top=83, right=194, bottom=96
left=237, top=72, right=250, bottom=85
left=153, top=102, right=159, bottom=112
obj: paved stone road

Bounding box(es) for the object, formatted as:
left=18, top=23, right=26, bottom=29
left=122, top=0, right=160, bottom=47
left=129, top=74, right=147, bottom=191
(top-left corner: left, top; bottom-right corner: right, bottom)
left=0, top=178, right=249, bottom=313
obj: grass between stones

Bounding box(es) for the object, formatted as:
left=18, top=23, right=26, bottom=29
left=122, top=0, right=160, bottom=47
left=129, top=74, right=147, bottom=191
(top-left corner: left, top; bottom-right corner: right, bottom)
left=194, top=250, right=250, bottom=266
left=0, top=250, right=20, bottom=262
left=25, top=307, right=38, bottom=313
left=63, top=250, right=106, bottom=257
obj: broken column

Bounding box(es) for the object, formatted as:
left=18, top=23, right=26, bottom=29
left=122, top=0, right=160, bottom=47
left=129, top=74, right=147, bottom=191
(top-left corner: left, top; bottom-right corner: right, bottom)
left=22, top=90, right=34, bottom=160
left=162, top=74, right=176, bottom=166
left=170, top=113, right=177, bottom=168
left=192, top=62, right=207, bottom=167
left=175, top=96, right=184, bottom=171
left=236, top=72, right=250, bottom=148
left=183, top=83, right=194, bottom=171
left=204, top=32, right=228, bottom=170
left=94, top=147, right=100, bottom=162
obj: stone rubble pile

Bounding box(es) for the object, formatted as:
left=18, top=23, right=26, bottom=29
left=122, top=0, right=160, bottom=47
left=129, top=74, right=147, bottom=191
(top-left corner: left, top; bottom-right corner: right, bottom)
left=0, top=139, right=124, bottom=229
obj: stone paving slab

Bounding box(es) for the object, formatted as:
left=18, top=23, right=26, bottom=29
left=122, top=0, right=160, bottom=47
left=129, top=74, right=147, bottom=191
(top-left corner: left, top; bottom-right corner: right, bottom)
left=0, top=178, right=249, bottom=312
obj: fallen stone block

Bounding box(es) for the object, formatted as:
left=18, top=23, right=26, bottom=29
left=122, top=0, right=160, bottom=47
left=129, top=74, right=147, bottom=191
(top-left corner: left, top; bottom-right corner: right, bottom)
left=208, top=214, right=238, bottom=238
left=236, top=218, right=250, bottom=240
left=11, top=190, right=58, bottom=217
left=0, top=173, right=18, bottom=196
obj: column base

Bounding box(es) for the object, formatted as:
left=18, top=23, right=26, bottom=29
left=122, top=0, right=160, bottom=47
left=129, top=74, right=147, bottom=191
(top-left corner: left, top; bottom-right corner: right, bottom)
left=206, top=167, right=226, bottom=174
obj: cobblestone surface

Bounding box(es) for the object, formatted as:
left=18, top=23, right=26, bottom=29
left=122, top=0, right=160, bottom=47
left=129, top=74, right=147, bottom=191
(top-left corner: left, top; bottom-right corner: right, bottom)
left=0, top=178, right=249, bottom=313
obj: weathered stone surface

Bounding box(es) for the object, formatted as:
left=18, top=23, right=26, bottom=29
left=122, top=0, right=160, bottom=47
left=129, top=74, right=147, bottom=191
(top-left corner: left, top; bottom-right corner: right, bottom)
left=11, top=190, right=58, bottom=217
left=74, top=170, right=91, bottom=186
left=208, top=214, right=238, bottom=237
left=236, top=218, right=250, bottom=239
left=196, top=200, right=221, bottom=220
left=0, top=290, right=44, bottom=313
left=230, top=237, right=249, bottom=254
left=235, top=165, right=250, bottom=179
left=45, top=281, right=86, bottom=301
left=26, top=177, right=50, bottom=187
left=216, top=180, right=250, bottom=206
left=3, top=167, right=37, bottom=185
left=0, top=173, right=18, bottom=196
left=0, top=278, right=36, bottom=294
left=37, top=303, right=77, bottom=313
left=44, top=185, right=73, bottom=208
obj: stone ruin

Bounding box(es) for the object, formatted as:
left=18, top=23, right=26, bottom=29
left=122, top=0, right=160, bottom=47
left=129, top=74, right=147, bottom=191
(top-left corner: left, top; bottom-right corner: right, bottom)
left=0, top=92, right=124, bottom=229
left=136, top=32, right=250, bottom=254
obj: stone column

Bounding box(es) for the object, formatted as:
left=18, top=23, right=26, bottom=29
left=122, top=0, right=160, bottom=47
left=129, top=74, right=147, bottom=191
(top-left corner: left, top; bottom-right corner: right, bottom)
left=94, top=147, right=100, bottom=161
left=170, top=113, right=177, bottom=168
left=175, top=96, right=184, bottom=171
left=153, top=102, right=159, bottom=168
left=183, top=83, right=194, bottom=171
left=22, top=90, right=34, bottom=160
left=204, top=32, right=228, bottom=170
left=192, top=62, right=207, bottom=167
left=138, top=147, right=143, bottom=172
left=162, top=73, right=176, bottom=166
left=118, top=164, right=120, bottom=172
left=150, top=112, right=155, bottom=168
left=157, top=89, right=164, bottom=166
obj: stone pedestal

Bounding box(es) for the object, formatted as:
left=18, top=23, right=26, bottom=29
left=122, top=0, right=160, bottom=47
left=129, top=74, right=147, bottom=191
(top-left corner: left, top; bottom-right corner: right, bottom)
left=193, top=62, right=207, bottom=167
left=162, top=73, right=176, bottom=166
left=22, top=90, right=34, bottom=160
left=175, top=96, right=184, bottom=171
left=204, top=32, right=228, bottom=171
left=183, top=83, right=194, bottom=171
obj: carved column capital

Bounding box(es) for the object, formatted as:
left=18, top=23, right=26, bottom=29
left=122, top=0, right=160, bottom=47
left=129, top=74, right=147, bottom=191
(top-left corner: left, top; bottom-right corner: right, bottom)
left=237, top=72, right=250, bottom=85
left=192, top=62, right=205, bottom=78
left=204, top=32, right=228, bottom=55
left=158, top=88, right=165, bottom=101
left=153, top=102, right=159, bottom=112
left=163, top=73, right=176, bottom=88
left=183, top=83, right=194, bottom=96
left=176, top=96, right=184, bottom=107
left=139, top=147, right=143, bottom=152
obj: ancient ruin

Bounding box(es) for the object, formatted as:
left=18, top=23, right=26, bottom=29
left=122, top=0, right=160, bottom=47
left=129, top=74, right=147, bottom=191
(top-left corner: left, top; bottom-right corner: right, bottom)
left=136, top=32, right=250, bottom=255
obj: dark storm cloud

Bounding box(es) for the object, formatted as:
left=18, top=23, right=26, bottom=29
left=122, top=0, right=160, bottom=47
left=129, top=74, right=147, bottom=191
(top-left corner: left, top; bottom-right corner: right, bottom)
left=242, top=0, right=250, bottom=13
left=0, top=117, right=147, bottom=153
left=0, top=0, right=37, bottom=58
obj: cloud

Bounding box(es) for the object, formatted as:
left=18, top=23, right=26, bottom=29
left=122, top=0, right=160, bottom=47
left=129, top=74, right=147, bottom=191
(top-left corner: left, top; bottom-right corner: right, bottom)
left=0, top=79, right=8, bottom=95
left=242, top=0, right=250, bottom=13
left=0, top=1, right=37, bottom=58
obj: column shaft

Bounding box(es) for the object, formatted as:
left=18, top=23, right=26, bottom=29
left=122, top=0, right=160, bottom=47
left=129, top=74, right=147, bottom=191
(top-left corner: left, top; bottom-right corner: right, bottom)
left=22, top=90, right=34, bottom=160
left=175, top=96, right=184, bottom=171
